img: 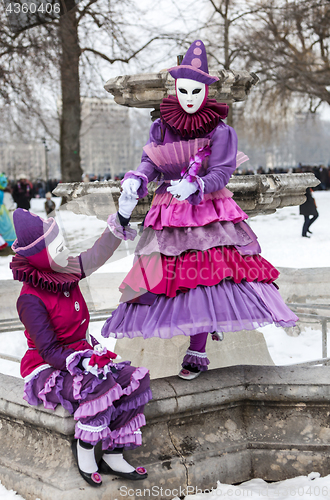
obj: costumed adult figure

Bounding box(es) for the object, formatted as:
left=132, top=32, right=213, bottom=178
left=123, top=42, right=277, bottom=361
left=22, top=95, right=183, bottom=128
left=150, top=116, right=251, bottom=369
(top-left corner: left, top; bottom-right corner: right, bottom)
left=10, top=194, right=151, bottom=488
left=0, top=173, right=16, bottom=248
left=101, top=40, right=298, bottom=380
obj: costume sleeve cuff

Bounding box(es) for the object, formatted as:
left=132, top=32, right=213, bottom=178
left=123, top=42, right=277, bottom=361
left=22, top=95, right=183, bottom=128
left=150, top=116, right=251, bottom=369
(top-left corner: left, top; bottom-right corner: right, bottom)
left=107, top=213, right=137, bottom=241
left=66, top=350, right=94, bottom=376
left=187, top=177, right=204, bottom=206
left=122, top=171, right=149, bottom=198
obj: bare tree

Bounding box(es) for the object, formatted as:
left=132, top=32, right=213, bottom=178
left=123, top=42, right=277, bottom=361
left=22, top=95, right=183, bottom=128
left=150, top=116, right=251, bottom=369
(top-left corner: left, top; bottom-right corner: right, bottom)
left=237, top=0, right=330, bottom=113
left=1, top=0, right=164, bottom=182
left=165, top=0, right=261, bottom=126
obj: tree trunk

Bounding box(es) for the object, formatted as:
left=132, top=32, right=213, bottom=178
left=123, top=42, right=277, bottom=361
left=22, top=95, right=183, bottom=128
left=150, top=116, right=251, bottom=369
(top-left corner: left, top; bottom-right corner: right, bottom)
left=59, top=2, right=82, bottom=182
left=223, top=0, right=233, bottom=127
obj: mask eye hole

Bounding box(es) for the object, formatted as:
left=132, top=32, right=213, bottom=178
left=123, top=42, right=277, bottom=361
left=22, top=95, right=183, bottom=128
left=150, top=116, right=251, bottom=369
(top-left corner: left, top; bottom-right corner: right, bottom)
left=192, top=88, right=202, bottom=94
left=178, top=88, right=188, bottom=94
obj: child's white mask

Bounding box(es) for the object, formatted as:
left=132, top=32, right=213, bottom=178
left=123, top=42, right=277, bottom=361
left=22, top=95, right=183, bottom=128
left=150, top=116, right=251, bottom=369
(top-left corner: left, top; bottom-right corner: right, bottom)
left=176, top=78, right=207, bottom=114
left=47, top=233, right=70, bottom=268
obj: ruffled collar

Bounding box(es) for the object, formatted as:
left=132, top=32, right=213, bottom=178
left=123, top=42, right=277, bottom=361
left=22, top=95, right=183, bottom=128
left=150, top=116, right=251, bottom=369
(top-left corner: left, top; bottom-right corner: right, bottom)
left=160, top=95, right=229, bottom=138
left=10, top=253, right=82, bottom=293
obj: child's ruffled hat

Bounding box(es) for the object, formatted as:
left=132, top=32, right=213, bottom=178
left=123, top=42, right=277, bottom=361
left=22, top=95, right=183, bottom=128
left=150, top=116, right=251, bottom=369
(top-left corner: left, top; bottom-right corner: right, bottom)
left=12, top=208, right=59, bottom=257
left=168, top=40, right=218, bottom=86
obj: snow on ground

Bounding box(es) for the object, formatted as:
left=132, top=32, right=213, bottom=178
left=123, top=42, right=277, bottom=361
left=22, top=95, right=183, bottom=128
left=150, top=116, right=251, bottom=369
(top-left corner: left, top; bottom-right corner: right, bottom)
left=175, top=472, right=330, bottom=499
left=249, top=190, right=329, bottom=269
left=0, top=192, right=329, bottom=499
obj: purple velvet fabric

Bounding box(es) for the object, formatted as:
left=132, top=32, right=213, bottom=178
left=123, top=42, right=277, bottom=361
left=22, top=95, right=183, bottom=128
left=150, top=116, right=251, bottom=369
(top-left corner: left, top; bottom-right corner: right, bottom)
left=189, top=332, right=208, bottom=352
left=101, top=280, right=298, bottom=340
left=79, top=226, right=121, bottom=277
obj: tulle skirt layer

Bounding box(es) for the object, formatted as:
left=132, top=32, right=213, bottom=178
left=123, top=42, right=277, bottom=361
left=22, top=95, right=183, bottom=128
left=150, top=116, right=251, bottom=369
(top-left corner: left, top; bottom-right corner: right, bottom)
left=101, top=280, right=298, bottom=340
left=120, top=247, right=279, bottom=302
left=144, top=192, right=248, bottom=230
left=136, top=221, right=260, bottom=257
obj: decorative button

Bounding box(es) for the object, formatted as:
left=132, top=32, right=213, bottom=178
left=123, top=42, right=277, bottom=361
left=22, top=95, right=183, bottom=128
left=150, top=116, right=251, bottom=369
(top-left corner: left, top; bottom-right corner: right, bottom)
left=75, top=301, right=80, bottom=311
left=64, top=291, right=70, bottom=297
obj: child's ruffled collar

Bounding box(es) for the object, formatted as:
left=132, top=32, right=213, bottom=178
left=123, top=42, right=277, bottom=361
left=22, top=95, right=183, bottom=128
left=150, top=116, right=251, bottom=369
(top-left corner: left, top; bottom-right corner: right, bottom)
left=10, top=253, right=82, bottom=293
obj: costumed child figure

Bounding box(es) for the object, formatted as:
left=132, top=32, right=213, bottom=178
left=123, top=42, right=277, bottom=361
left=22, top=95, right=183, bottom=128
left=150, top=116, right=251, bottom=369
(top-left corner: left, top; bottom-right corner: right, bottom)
left=10, top=193, right=151, bottom=488
left=101, top=40, right=298, bottom=380
left=0, top=173, right=16, bottom=249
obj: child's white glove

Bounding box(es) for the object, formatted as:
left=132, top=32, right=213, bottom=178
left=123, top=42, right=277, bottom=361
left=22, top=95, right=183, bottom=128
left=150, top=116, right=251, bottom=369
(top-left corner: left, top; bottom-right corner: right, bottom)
left=118, top=191, right=138, bottom=219
left=167, top=179, right=198, bottom=201
left=122, top=178, right=141, bottom=197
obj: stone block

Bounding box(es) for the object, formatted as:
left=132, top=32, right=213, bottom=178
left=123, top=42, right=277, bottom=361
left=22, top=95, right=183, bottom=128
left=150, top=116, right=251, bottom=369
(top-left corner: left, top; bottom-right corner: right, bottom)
left=2, top=366, right=330, bottom=499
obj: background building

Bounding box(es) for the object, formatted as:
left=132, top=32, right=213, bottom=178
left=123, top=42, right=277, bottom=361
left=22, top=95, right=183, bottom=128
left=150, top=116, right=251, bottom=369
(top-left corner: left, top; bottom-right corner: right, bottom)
left=80, top=97, right=131, bottom=179
left=0, top=142, right=46, bottom=180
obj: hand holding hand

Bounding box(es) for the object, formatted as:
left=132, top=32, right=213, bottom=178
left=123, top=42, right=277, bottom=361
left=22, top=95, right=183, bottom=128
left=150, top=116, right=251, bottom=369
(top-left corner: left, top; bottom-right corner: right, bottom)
left=167, top=179, right=198, bottom=201
left=118, top=191, right=138, bottom=219
left=122, top=178, right=141, bottom=197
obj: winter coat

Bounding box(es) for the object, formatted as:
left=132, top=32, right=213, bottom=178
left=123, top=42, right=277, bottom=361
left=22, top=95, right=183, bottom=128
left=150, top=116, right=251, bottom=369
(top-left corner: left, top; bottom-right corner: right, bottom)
left=12, top=181, right=33, bottom=210
left=299, top=188, right=318, bottom=217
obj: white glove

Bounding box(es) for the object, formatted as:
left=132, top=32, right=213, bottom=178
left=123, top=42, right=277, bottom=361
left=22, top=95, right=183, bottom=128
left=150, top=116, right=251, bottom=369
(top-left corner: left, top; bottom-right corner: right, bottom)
left=122, top=178, right=141, bottom=197
left=167, top=179, right=198, bottom=201
left=118, top=191, right=138, bottom=219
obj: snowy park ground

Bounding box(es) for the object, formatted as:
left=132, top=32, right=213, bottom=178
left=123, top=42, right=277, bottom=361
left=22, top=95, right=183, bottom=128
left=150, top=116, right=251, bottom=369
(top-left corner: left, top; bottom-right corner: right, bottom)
left=0, top=191, right=329, bottom=499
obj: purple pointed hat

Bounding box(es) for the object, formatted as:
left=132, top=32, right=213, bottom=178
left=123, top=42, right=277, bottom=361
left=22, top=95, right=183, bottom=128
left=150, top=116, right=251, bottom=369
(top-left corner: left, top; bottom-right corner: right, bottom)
left=12, top=208, right=59, bottom=257
left=168, top=40, right=218, bottom=86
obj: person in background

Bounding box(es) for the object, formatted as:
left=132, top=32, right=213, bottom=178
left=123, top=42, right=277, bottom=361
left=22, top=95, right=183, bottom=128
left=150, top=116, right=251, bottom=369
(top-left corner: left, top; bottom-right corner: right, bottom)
left=12, top=174, right=34, bottom=210
left=0, top=173, right=16, bottom=250
left=44, top=192, right=56, bottom=217
left=300, top=187, right=319, bottom=238
left=10, top=191, right=151, bottom=488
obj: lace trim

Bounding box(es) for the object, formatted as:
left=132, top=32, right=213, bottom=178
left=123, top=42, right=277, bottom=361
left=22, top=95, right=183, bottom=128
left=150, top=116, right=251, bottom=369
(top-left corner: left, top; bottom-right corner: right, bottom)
left=186, top=349, right=208, bottom=358
left=76, top=421, right=109, bottom=432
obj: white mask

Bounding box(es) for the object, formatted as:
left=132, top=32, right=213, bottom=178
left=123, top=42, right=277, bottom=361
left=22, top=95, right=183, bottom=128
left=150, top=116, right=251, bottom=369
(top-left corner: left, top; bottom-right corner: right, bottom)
left=47, top=233, right=70, bottom=268
left=176, top=78, right=207, bottom=114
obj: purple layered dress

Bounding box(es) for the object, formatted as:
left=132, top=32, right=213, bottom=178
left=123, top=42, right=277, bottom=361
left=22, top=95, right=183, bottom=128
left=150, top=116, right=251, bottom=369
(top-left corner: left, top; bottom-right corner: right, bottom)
left=101, top=97, right=298, bottom=369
